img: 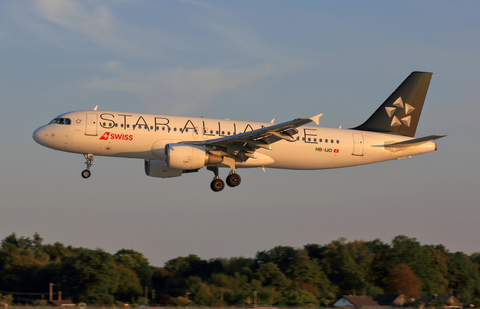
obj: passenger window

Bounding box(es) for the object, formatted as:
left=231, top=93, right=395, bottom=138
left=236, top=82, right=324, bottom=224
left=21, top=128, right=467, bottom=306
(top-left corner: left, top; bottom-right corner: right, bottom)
left=174, top=128, right=177, bottom=132
left=337, top=140, right=339, bottom=144
left=150, top=126, right=153, bottom=130
left=325, top=139, right=328, bottom=143
left=331, top=139, right=334, bottom=143
left=319, top=139, right=322, bottom=142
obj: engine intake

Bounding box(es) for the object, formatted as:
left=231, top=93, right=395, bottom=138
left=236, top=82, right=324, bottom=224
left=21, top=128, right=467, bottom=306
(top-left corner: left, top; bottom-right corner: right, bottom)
left=165, top=144, right=222, bottom=170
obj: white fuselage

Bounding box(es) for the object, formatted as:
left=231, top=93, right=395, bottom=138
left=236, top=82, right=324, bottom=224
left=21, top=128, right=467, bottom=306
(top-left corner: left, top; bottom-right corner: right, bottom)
left=32, top=110, right=437, bottom=170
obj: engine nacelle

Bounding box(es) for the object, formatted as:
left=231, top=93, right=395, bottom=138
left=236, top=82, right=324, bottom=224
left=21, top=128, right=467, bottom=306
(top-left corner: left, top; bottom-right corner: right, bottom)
left=165, top=143, right=222, bottom=170
left=144, top=159, right=183, bottom=178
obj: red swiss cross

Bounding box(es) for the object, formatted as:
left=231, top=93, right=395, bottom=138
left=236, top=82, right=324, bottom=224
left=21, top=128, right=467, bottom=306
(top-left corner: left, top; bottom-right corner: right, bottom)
left=99, top=132, right=110, bottom=140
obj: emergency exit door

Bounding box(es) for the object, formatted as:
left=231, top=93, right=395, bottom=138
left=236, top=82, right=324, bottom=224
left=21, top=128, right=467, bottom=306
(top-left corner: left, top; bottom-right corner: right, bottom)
left=85, top=113, right=98, bottom=136
left=352, top=133, right=364, bottom=156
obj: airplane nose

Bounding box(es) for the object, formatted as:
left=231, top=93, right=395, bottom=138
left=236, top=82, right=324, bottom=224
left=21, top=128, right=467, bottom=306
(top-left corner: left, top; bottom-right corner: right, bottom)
left=33, top=127, right=45, bottom=145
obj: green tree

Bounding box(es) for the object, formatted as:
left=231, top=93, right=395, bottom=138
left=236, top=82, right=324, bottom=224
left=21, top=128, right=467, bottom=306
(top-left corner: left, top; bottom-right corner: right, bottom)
left=185, top=276, right=214, bottom=306
left=287, top=249, right=336, bottom=305
left=61, top=249, right=120, bottom=302
left=364, top=239, right=396, bottom=290
left=115, top=264, right=143, bottom=301
left=114, top=249, right=153, bottom=287
left=255, top=246, right=298, bottom=274
left=0, top=233, right=50, bottom=292
left=43, top=242, right=77, bottom=262
left=281, top=282, right=318, bottom=307
left=254, top=262, right=290, bottom=291
left=449, top=252, right=480, bottom=303
left=392, top=235, right=438, bottom=295
left=426, top=245, right=451, bottom=295
left=318, top=238, right=369, bottom=295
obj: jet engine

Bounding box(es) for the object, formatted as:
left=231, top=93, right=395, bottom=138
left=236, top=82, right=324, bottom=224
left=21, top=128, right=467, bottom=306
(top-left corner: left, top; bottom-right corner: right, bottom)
left=144, top=159, right=183, bottom=178
left=165, top=144, right=222, bottom=170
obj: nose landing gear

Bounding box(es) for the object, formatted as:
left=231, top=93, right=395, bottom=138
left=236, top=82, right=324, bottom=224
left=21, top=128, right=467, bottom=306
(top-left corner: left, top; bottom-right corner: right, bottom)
left=81, top=154, right=94, bottom=179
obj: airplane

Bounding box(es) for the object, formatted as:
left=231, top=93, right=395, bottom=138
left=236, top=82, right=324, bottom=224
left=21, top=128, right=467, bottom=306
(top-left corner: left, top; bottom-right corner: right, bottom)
left=33, top=71, right=445, bottom=192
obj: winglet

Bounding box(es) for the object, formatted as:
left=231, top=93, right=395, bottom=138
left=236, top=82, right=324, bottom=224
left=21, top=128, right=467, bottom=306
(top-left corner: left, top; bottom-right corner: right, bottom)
left=310, top=113, right=323, bottom=125
left=94, top=105, right=98, bottom=111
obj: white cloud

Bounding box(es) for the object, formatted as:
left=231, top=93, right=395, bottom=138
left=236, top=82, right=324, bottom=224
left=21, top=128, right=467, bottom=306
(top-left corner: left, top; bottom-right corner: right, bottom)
left=85, top=65, right=278, bottom=114
left=104, top=60, right=120, bottom=71
left=32, top=0, right=149, bottom=57
left=35, top=0, right=113, bottom=35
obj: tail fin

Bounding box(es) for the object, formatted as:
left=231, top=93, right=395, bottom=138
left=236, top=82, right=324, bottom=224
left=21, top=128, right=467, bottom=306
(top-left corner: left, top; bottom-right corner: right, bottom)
left=353, top=71, right=432, bottom=137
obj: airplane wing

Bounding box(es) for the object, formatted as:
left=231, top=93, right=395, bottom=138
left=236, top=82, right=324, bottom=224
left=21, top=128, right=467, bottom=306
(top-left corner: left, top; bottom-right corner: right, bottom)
left=188, top=114, right=322, bottom=161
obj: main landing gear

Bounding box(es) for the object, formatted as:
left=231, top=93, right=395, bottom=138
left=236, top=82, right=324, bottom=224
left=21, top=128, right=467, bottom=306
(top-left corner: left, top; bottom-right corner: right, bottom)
left=81, top=154, right=93, bottom=179
left=207, top=167, right=241, bottom=192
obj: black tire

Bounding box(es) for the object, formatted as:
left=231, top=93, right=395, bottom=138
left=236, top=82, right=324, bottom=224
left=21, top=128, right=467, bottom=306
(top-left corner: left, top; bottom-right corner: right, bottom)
left=226, top=173, right=241, bottom=187
left=81, top=169, right=91, bottom=179
left=210, top=179, right=225, bottom=192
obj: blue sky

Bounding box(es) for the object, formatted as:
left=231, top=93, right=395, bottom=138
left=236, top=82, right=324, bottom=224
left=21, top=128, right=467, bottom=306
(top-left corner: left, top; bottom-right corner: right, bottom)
left=1, top=0, right=479, bottom=267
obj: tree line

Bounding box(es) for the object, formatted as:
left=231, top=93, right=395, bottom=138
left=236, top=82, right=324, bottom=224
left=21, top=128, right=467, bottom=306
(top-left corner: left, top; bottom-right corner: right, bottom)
left=1, top=233, right=480, bottom=307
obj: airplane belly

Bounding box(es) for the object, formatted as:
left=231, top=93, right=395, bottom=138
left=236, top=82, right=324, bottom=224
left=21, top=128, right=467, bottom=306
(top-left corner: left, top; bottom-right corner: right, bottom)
left=266, top=142, right=349, bottom=169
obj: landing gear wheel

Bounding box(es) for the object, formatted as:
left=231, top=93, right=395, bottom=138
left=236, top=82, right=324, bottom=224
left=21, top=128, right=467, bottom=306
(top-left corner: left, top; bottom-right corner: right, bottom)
left=226, top=173, right=241, bottom=187
left=81, top=169, right=91, bottom=179
left=210, top=178, right=225, bottom=192
left=82, top=154, right=94, bottom=179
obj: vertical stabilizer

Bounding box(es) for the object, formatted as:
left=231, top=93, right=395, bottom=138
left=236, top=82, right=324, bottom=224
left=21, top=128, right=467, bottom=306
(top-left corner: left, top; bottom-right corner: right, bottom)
left=353, top=71, right=432, bottom=137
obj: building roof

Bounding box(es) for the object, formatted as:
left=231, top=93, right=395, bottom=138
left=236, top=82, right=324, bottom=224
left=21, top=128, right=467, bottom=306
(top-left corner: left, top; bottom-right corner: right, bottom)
left=373, top=294, right=403, bottom=305
left=338, top=295, right=380, bottom=307
left=417, top=296, right=462, bottom=306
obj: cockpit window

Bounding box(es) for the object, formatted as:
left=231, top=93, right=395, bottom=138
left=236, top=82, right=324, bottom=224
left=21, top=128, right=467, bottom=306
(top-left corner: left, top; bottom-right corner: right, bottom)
left=49, top=118, right=71, bottom=125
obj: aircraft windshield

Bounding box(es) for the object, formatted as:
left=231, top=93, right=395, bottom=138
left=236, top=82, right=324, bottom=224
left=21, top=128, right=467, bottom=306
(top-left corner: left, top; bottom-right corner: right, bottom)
left=49, top=118, right=71, bottom=125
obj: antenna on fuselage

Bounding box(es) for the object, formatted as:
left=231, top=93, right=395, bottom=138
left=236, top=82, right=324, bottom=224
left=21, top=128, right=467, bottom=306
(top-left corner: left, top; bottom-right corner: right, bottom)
left=94, top=105, right=98, bottom=111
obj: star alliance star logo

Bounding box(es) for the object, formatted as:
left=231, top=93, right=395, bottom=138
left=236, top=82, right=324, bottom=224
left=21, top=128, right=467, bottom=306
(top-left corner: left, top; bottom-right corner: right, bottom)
left=385, top=97, right=415, bottom=127
left=76, top=119, right=82, bottom=124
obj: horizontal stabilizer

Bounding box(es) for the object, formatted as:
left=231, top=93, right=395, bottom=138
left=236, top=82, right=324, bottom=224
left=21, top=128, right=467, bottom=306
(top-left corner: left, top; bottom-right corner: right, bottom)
left=384, top=135, right=446, bottom=148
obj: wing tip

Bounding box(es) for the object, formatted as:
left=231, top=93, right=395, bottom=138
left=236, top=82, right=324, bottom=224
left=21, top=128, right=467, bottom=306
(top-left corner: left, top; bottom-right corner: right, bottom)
left=310, top=113, right=323, bottom=125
